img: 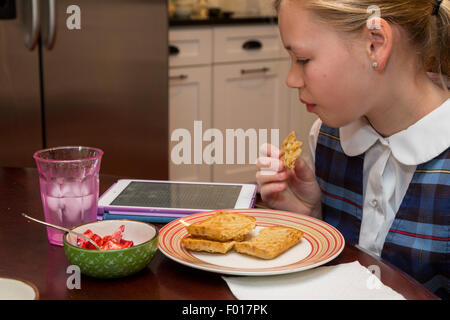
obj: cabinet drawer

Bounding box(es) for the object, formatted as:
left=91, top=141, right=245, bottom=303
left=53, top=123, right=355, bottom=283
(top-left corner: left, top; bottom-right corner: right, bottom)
left=213, top=25, right=283, bottom=63
left=169, top=28, right=213, bottom=67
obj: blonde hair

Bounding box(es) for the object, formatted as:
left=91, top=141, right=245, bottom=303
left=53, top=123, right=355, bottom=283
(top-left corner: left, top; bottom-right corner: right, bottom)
left=274, top=0, right=449, bottom=89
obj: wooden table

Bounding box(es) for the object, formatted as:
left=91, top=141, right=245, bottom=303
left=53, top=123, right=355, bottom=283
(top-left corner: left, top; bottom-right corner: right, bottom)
left=0, top=167, right=439, bottom=300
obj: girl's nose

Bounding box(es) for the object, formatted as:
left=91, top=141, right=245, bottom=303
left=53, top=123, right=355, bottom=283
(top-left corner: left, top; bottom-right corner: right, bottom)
left=286, top=63, right=305, bottom=89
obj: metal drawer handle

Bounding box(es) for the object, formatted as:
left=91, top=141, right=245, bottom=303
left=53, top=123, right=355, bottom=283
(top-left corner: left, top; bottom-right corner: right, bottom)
left=241, top=67, right=270, bottom=75
left=169, top=74, right=188, bottom=80
left=169, top=45, right=180, bottom=56
left=24, top=0, right=40, bottom=50
left=242, top=40, right=263, bottom=51
left=44, top=0, right=56, bottom=50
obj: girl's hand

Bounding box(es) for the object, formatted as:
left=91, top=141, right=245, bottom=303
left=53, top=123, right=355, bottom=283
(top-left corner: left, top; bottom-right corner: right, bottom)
left=256, top=143, right=322, bottom=218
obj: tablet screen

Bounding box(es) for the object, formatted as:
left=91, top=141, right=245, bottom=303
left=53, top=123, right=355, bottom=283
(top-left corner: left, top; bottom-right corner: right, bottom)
left=110, top=182, right=243, bottom=210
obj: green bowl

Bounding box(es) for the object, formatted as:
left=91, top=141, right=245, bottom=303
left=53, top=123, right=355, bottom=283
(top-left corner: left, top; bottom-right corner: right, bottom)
left=63, top=219, right=158, bottom=279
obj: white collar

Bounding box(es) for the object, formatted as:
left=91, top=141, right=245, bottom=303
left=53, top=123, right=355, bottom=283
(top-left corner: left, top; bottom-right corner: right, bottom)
left=340, top=98, right=450, bottom=165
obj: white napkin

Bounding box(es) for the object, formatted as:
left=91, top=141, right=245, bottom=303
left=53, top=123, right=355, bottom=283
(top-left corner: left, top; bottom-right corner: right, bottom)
left=222, top=261, right=406, bottom=300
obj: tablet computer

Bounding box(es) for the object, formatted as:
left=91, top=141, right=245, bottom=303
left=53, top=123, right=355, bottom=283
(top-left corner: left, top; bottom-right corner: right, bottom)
left=98, top=179, right=257, bottom=217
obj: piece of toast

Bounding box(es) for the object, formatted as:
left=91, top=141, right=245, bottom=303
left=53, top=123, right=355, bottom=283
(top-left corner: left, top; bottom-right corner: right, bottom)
left=181, top=236, right=236, bottom=254
left=281, top=131, right=302, bottom=169
left=185, top=211, right=256, bottom=241
left=233, top=226, right=304, bottom=259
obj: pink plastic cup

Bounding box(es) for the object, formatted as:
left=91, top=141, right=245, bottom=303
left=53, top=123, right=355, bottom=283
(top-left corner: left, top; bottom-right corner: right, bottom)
left=33, top=146, right=104, bottom=246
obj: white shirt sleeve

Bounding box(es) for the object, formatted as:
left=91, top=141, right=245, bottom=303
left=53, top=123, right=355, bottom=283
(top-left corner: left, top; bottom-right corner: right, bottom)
left=307, top=118, right=322, bottom=173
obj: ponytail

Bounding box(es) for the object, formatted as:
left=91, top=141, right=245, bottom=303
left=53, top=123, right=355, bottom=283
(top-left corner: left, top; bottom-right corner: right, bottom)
left=431, top=0, right=449, bottom=88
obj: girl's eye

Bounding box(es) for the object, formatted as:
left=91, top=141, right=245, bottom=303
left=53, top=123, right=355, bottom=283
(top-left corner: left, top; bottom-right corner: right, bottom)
left=296, top=59, right=310, bottom=65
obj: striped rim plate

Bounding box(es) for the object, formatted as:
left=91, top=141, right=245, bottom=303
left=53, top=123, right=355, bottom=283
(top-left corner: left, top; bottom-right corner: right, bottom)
left=158, top=209, right=345, bottom=276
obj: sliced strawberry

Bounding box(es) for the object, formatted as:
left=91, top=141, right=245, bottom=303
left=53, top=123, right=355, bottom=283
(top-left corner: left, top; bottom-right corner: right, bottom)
left=100, top=240, right=124, bottom=251
left=86, top=233, right=102, bottom=250
left=78, top=225, right=133, bottom=250
left=102, top=235, right=112, bottom=244
left=119, top=239, right=134, bottom=248
left=111, top=225, right=125, bottom=242
left=77, top=229, right=94, bottom=248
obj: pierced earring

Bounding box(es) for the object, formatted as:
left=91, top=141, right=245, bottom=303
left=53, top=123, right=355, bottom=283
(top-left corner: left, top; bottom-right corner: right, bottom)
left=372, top=61, right=379, bottom=69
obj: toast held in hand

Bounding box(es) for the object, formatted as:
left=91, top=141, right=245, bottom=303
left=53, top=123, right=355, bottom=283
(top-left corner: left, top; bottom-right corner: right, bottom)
left=281, top=131, right=302, bottom=170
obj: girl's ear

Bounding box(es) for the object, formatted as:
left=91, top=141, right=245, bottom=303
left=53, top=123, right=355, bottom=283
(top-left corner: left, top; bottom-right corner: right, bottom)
left=364, top=18, right=393, bottom=71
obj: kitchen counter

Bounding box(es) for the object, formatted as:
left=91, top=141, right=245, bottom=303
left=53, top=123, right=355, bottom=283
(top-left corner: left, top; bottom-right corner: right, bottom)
left=169, top=15, right=277, bottom=26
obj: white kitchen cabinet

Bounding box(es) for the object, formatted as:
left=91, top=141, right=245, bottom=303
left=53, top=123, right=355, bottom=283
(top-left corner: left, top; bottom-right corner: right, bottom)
left=169, top=28, right=212, bottom=67
left=213, top=25, right=284, bottom=63
left=212, top=59, right=290, bottom=183
left=169, top=66, right=212, bottom=181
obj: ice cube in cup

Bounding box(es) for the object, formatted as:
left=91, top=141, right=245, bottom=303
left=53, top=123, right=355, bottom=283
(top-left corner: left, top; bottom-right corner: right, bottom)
left=60, top=177, right=83, bottom=197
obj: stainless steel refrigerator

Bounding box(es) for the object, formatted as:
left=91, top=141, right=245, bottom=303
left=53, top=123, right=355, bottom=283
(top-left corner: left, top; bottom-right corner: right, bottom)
left=0, top=0, right=168, bottom=179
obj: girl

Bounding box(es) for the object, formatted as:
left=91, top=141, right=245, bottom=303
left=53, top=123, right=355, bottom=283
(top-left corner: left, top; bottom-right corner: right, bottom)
left=256, top=0, right=449, bottom=299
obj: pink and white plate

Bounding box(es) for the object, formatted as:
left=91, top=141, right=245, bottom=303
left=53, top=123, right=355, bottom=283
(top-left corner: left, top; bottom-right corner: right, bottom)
left=158, top=209, right=345, bottom=276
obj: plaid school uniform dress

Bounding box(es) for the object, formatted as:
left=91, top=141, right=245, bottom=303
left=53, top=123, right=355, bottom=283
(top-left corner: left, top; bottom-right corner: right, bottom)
left=315, top=124, right=449, bottom=299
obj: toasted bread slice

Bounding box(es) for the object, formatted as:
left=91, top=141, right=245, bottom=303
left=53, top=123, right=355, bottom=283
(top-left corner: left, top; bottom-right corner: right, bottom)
left=281, top=131, right=302, bottom=170
left=181, top=236, right=236, bottom=254
left=185, top=211, right=256, bottom=241
left=234, top=226, right=304, bottom=259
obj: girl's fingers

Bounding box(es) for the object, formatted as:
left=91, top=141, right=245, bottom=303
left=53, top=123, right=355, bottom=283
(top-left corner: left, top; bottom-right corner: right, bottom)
left=256, top=170, right=288, bottom=185
left=259, top=143, right=282, bottom=158
left=259, top=181, right=287, bottom=197
left=256, top=156, right=285, bottom=173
